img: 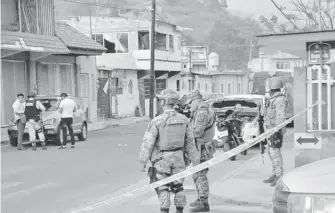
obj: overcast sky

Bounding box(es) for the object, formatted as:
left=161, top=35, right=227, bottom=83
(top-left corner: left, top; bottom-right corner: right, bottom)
left=228, top=0, right=293, bottom=22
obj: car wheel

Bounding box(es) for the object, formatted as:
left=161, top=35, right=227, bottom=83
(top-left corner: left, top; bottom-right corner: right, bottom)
left=78, top=123, right=87, bottom=141
left=54, top=127, right=64, bottom=146
left=9, top=136, right=18, bottom=147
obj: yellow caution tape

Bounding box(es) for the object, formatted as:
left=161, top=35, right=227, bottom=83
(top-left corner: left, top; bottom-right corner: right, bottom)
left=70, top=101, right=323, bottom=213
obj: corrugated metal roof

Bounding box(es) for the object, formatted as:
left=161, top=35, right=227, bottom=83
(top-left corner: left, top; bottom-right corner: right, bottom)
left=0, top=31, right=70, bottom=53
left=55, top=22, right=106, bottom=52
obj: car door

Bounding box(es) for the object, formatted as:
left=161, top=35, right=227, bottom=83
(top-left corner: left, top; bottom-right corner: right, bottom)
left=69, top=97, right=81, bottom=133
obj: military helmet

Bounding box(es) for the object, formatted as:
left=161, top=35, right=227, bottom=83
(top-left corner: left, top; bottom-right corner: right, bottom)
left=156, top=89, right=180, bottom=105
left=27, top=91, right=36, bottom=98
left=185, top=90, right=203, bottom=104
left=268, top=76, right=284, bottom=90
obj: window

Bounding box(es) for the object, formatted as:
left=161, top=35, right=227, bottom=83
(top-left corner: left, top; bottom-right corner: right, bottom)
left=92, top=34, right=103, bottom=45
left=138, top=31, right=149, bottom=50
left=221, top=84, right=223, bottom=93
left=59, top=64, right=75, bottom=95
left=228, top=84, right=231, bottom=94
left=128, top=80, right=133, bottom=94
left=104, top=32, right=129, bottom=53
left=238, top=83, right=241, bottom=93
left=91, top=74, right=96, bottom=101
left=307, top=64, right=335, bottom=131
left=276, top=62, right=290, bottom=70
left=169, top=35, right=174, bottom=51
left=143, top=79, right=166, bottom=98
left=155, top=32, right=167, bottom=51
left=205, top=83, right=208, bottom=92
left=198, top=83, right=200, bottom=89
left=176, top=80, right=180, bottom=91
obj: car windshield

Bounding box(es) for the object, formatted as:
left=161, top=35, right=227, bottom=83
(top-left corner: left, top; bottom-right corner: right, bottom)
left=38, top=99, right=61, bottom=111
left=208, top=94, right=224, bottom=100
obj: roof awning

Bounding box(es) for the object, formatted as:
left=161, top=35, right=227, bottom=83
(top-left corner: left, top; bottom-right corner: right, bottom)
left=256, top=30, right=335, bottom=59
left=0, top=30, right=70, bottom=54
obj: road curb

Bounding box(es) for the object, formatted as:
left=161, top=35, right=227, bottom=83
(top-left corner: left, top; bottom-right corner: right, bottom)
left=1, top=118, right=150, bottom=146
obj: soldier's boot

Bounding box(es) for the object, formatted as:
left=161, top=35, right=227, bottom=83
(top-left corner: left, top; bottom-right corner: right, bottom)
left=263, top=175, right=276, bottom=183
left=270, top=176, right=281, bottom=187
left=41, top=142, right=47, bottom=150
left=160, top=208, right=169, bottom=213
left=176, top=207, right=183, bottom=213
left=189, top=202, right=210, bottom=212
left=189, top=199, right=200, bottom=207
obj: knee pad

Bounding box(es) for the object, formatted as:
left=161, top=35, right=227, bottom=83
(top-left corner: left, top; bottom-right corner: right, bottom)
left=170, top=183, right=183, bottom=194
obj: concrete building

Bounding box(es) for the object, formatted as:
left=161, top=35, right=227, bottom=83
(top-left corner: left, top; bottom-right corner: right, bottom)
left=66, top=16, right=183, bottom=117
left=179, top=46, right=249, bottom=96
left=257, top=30, right=335, bottom=168
left=0, top=0, right=105, bottom=127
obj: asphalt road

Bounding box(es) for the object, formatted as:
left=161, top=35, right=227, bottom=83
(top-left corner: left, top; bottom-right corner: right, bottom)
left=1, top=123, right=290, bottom=213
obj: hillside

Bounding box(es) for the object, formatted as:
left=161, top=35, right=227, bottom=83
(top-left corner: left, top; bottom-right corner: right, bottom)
left=55, top=0, right=262, bottom=69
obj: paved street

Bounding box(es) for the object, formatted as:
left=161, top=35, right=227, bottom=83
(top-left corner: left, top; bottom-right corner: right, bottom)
left=1, top=121, right=293, bottom=213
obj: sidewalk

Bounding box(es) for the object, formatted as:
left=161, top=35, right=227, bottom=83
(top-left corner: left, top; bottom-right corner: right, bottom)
left=1, top=116, right=150, bottom=144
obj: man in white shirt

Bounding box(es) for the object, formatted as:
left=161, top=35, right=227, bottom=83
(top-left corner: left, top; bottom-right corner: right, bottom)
left=24, top=92, right=47, bottom=151
left=12, top=93, right=27, bottom=150
left=58, top=93, right=76, bottom=149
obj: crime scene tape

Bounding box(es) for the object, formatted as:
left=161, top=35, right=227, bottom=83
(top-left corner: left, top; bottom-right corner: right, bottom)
left=70, top=100, right=323, bottom=213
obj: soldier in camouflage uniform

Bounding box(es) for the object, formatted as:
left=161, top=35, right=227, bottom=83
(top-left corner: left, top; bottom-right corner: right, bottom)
left=185, top=90, right=216, bottom=212
left=139, top=89, right=199, bottom=213
left=261, top=76, right=288, bottom=187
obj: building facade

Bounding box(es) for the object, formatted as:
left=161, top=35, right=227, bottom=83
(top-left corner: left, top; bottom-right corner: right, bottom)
left=0, top=0, right=105, bottom=126
left=66, top=16, right=183, bottom=117
left=257, top=30, right=335, bottom=168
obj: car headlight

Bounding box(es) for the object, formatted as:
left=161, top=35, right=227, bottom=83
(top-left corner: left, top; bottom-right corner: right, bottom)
left=288, top=194, right=335, bottom=213
left=43, top=118, right=56, bottom=125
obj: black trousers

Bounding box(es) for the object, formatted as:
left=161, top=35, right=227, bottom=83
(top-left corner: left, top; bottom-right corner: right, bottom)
left=60, top=117, right=75, bottom=146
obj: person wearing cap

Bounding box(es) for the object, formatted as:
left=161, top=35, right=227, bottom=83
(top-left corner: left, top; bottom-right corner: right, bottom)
left=12, top=93, right=27, bottom=150
left=261, top=76, right=288, bottom=187
left=139, top=89, right=199, bottom=213
left=185, top=90, right=216, bottom=212
left=58, top=93, right=77, bottom=149
left=24, top=92, right=47, bottom=151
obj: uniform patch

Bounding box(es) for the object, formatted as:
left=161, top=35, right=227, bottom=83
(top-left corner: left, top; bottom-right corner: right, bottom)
left=195, top=113, right=206, bottom=123
left=166, top=119, right=186, bottom=125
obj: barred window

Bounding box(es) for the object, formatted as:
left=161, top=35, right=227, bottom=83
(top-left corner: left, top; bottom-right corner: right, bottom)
left=307, top=64, right=335, bottom=131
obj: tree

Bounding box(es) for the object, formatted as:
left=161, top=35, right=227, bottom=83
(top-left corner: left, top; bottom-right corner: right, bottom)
left=259, top=0, right=335, bottom=33
left=206, top=15, right=263, bottom=70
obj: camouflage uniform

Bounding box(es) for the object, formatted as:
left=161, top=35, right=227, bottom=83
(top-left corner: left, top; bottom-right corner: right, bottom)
left=262, top=77, right=288, bottom=187
left=186, top=91, right=216, bottom=212
left=139, top=90, right=198, bottom=213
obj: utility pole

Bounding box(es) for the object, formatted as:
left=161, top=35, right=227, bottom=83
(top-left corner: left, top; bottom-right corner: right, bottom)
left=149, top=0, right=156, bottom=119
left=189, top=48, right=192, bottom=74
left=89, top=9, right=93, bottom=38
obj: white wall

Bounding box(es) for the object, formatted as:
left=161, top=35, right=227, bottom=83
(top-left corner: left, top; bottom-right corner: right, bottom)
left=76, top=56, right=98, bottom=122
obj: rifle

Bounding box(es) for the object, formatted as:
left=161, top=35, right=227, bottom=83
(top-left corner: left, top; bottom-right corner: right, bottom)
left=258, top=114, right=267, bottom=163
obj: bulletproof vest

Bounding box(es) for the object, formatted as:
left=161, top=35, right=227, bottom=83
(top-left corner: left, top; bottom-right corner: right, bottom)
left=157, top=111, right=188, bottom=151
left=264, top=93, right=286, bottom=128
left=24, top=99, right=39, bottom=120
left=194, top=105, right=216, bottom=145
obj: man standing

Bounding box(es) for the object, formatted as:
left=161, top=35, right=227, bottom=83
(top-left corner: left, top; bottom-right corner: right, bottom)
left=139, top=89, right=199, bottom=213
left=262, top=76, right=288, bottom=187
left=12, top=93, right=27, bottom=150
left=58, top=93, right=76, bottom=149
left=186, top=90, right=216, bottom=212
left=24, top=92, right=47, bottom=151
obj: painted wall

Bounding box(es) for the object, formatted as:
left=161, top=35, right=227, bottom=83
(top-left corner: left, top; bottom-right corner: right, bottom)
left=66, top=17, right=182, bottom=71
left=76, top=56, right=98, bottom=122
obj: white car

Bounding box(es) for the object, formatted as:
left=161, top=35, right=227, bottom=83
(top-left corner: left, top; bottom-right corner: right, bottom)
left=207, top=94, right=265, bottom=146
left=273, top=157, right=335, bottom=213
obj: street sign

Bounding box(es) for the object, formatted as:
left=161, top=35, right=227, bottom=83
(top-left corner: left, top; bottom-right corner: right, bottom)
left=294, top=133, right=322, bottom=150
